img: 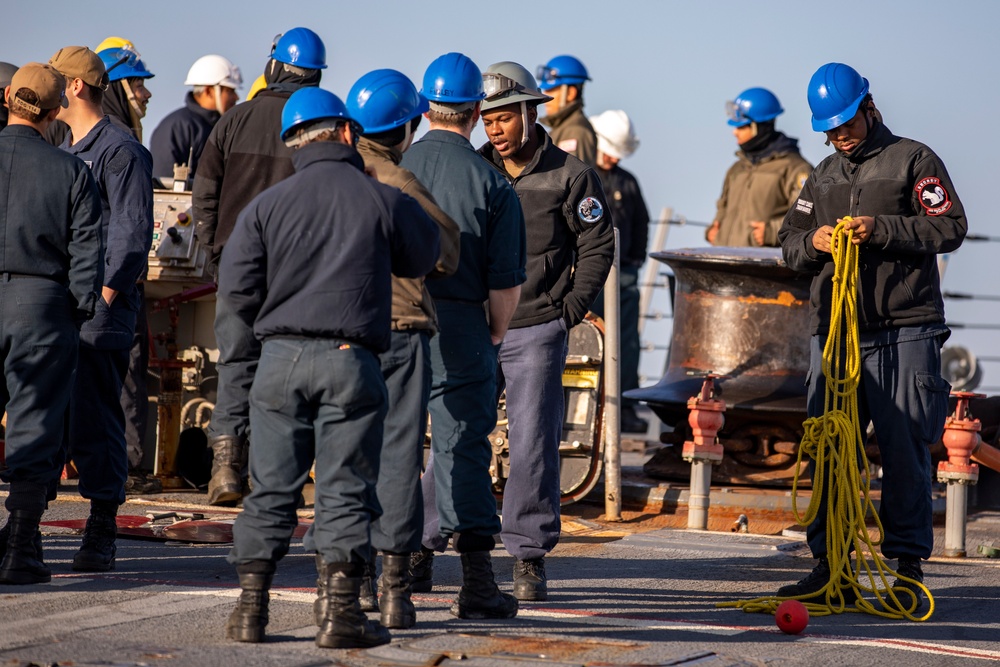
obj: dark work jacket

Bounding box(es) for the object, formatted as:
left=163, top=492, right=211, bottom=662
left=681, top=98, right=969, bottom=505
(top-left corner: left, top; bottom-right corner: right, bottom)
left=401, top=129, right=526, bottom=304
left=0, top=125, right=103, bottom=317
left=192, top=88, right=300, bottom=262
left=218, top=141, right=441, bottom=353
left=597, top=163, right=650, bottom=267
left=63, top=117, right=154, bottom=349
left=478, top=127, right=615, bottom=329
left=150, top=92, right=220, bottom=180
left=357, top=138, right=461, bottom=334
left=779, top=122, right=967, bottom=336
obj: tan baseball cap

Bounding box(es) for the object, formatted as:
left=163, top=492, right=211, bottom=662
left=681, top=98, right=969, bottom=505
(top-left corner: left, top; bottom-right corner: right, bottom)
left=8, top=63, right=66, bottom=114
left=49, top=45, right=108, bottom=90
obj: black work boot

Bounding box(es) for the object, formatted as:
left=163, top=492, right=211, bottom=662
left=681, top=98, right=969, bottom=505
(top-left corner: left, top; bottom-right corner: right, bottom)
left=409, top=547, right=434, bottom=593
left=207, top=435, right=245, bottom=506
left=776, top=556, right=857, bottom=604
left=0, top=510, right=50, bottom=585
left=380, top=551, right=416, bottom=629
left=513, top=557, right=547, bottom=601
left=450, top=551, right=519, bottom=619
left=313, top=553, right=327, bottom=626
left=359, top=551, right=379, bottom=613
left=0, top=516, right=45, bottom=574
left=315, top=562, right=391, bottom=649
left=888, top=557, right=926, bottom=613
left=72, top=501, right=118, bottom=572
left=226, top=561, right=274, bottom=643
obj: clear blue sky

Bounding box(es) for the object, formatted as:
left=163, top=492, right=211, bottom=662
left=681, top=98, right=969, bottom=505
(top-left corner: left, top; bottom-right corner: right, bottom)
left=8, top=0, right=1000, bottom=390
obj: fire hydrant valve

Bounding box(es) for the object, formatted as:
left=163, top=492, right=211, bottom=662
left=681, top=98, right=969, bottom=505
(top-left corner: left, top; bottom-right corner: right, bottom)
left=939, top=391, right=984, bottom=485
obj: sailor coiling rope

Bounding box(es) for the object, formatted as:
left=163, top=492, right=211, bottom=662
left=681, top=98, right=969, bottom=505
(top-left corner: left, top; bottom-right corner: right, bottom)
left=720, top=217, right=934, bottom=622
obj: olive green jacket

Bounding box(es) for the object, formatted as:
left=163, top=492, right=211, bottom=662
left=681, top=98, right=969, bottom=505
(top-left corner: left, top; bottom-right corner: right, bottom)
left=711, top=137, right=813, bottom=247
left=541, top=101, right=596, bottom=167
left=357, top=138, right=461, bottom=334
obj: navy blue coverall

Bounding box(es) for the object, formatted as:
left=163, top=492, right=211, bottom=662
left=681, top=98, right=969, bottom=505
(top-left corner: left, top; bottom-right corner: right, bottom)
left=61, top=117, right=153, bottom=506
left=400, top=129, right=526, bottom=554
left=221, top=141, right=439, bottom=567
left=0, top=124, right=102, bottom=512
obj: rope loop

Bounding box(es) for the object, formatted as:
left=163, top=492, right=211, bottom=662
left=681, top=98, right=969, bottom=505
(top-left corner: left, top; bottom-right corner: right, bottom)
left=720, top=217, right=934, bottom=621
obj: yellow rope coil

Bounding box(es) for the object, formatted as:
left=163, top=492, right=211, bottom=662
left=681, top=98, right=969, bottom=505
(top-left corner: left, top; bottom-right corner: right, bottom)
left=719, top=218, right=934, bottom=621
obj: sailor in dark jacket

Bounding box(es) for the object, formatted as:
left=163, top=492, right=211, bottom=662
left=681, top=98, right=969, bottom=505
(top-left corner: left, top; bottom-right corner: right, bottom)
left=191, top=27, right=326, bottom=506
left=345, top=68, right=461, bottom=628
left=150, top=55, right=241, bottom=181
left=777, top=63, right=967, bottom=608
left=478, top=62, right=614, bottom=602
left=587, top=110, right=650, bottom=434
left=49, top=45, right=154, bottom=573
left=221, top=87, right=439, bottom=649
left=0, top=63, right=103, bottom=586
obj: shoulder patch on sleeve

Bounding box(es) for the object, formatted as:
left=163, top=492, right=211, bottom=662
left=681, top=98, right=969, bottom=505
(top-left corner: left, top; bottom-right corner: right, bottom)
left=577, top=196, right=604, bottom=223
left=915, top=176, right=952, bottom=215
left=796, top=173, right=809, bottom=190
left=557, top=138, right=578, bottom=153
left=107, top=147, right=133, bottom=176
left=795, top=198, right=814, bottom=215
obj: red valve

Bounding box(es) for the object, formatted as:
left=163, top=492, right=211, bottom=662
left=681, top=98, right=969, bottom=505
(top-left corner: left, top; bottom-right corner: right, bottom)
left=938, top=391, right=983, bottom=482
left=682, top=373, right=726, bottom=463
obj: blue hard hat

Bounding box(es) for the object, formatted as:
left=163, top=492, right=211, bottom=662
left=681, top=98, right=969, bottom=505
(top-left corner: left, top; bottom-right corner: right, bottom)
left=271, top=27, right=327, bottom=70
left=536, top=55, right=590, bottom=91
left=726, top=87, right=783, bottom=127
left=807, top=63, right=870, bottom=132
left=281, top=87, right=352, bottom=140
left=347, top=69, right=428, bottom=135
left=420, top=52, right=485, bottom=104
left=99, top=48, right=154, bottom=82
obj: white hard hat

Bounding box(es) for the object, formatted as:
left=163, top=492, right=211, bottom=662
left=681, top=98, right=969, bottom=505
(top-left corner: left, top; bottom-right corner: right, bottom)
left=589, top=109, right=639, bottom=159
left=185, top=54, right=243, bottom=89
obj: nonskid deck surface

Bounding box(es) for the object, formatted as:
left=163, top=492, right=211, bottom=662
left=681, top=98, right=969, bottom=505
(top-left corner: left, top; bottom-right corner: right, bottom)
left=2, top=482, right=999, bottom=667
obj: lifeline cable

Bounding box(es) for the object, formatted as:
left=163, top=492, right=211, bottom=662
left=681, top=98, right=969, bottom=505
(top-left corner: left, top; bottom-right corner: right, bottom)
left=719, top=217, right=934, bottom=621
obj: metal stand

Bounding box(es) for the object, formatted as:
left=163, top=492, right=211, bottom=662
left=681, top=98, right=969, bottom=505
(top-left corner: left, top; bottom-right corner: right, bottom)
left=938, top=391, right=983, bottom=557
left=681, top=373, right=726, bottom=530
left=604, top=229, right=622, bottom=521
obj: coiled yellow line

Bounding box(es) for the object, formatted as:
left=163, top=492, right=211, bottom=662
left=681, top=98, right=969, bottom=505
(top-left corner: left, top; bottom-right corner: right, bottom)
left=719, top=218, right=934, bottom=621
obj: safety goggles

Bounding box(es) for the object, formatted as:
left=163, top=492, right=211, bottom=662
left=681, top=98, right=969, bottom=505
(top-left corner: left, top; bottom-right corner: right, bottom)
left=535, top=65, right=557, bottom=86
left=725, top=100, right=749, bottom=125
left=483, top=72, right=526, bottom=99
left=105, top=44, right=142, bottom=78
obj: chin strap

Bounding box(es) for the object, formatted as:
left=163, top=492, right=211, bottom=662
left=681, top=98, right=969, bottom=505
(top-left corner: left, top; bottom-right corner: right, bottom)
left=520, top=101, right=529, bottom=148
left=213, top=85, right=225, bottom=114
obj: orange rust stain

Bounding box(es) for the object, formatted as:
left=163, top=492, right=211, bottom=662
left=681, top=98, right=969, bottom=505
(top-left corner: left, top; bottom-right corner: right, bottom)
left=737, top=291, right=803, bottom=307
left=455, top=634, right=643, bottom=661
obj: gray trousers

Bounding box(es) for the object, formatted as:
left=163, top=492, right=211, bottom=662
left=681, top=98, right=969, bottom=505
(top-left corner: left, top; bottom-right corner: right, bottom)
left=497, top=317, right=568, bottom=561
left=371, top=330, right=431, bottom=554
left=230, top=338, right=386, bottom=566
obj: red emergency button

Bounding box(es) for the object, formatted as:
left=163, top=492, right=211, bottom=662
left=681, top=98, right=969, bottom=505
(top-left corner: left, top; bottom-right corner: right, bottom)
left=177, top=212, right=190, bottom=225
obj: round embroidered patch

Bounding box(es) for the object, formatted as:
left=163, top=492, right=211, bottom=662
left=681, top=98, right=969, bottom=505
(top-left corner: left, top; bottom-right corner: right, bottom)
left=577, top=196, right=604, bottom=223
left=915, top=176, right=952, bottom=216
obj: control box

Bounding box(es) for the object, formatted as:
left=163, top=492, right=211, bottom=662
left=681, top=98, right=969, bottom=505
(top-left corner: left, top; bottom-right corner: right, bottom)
left=147, top=189, right=212, bottom=290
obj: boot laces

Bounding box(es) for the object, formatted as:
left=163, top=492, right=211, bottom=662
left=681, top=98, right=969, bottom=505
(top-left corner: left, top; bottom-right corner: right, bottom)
left=81, top=513, right=117, bottom=551
left=515, top=558, right=545, bottom=581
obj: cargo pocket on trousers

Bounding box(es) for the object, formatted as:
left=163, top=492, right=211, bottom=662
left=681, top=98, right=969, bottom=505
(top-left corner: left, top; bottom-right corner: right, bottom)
left=913, top=372, right=951, bottom=445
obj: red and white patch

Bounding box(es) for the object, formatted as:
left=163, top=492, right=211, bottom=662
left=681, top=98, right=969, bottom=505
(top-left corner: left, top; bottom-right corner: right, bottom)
left=915, top=176, right=952, bottom=216
left=557, top=138, right=579, bottom=153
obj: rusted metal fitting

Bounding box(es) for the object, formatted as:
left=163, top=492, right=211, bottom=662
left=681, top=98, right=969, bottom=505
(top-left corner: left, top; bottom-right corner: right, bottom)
left=938, top=391, right=984, bottom=484
left=682, top=373, right=726, bottom=463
